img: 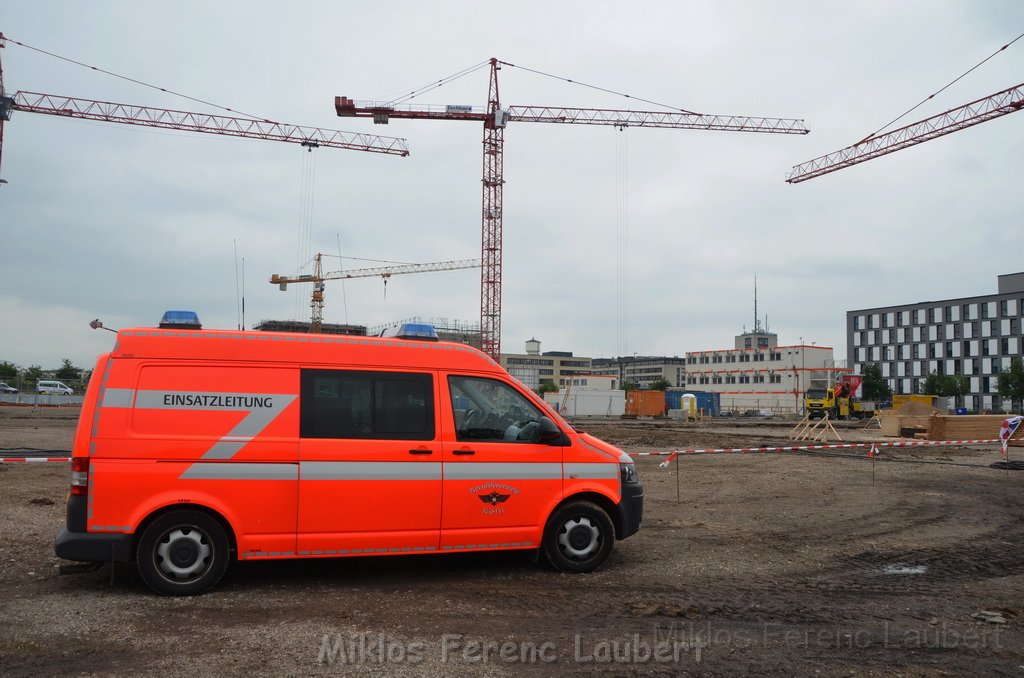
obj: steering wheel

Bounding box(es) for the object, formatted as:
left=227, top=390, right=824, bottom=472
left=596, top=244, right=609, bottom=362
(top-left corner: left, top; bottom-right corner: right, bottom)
left=504, top=419, right=539, bottom=442
left=462, top=409, right=481, bottom=429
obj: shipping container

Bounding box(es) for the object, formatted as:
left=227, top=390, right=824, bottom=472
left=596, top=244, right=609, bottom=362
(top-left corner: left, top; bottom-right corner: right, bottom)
left=665, top=389, right=720, bottom=416
left=626, top=390, right=666, bottom=417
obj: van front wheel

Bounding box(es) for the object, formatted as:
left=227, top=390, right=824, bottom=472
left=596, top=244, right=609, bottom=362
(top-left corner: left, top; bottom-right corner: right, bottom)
left=542, top=501, right=614, bottom=573
left=137, top=510, right=229, bottom=596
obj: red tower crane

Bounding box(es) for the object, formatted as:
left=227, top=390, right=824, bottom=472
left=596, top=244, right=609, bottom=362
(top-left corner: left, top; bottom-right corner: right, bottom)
left=337, top=58, right=810, bottom=359
left=786, top=81, right=1024, bottom=183
left=0, top=32, right=408, bottom=183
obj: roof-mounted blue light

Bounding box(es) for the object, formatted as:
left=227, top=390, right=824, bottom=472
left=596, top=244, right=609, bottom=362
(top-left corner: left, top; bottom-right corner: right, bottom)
left=159, top=310, right=202, bottom=330
left=380, top=322, right=439, bottom=342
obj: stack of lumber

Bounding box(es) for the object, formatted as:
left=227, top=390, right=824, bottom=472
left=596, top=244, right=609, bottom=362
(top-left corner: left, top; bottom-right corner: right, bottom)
left=878, top=401, right=939, bottom=437
left=927, top=414, right=1021, bottom=442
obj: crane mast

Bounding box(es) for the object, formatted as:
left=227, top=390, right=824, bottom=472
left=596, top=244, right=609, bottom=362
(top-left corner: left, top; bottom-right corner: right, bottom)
left=337, top=57, right=809, bottom=358
left=787, top=82, right=1024, bottom=183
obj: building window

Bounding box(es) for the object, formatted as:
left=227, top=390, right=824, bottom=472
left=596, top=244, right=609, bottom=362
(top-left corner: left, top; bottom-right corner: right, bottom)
left=770, top=374, right=782, bottom=384
left=726, top=355, right=737, bottom=363
left=739, top=375, right=751, bottom=384
left=753, top=375, right=765, bottom=383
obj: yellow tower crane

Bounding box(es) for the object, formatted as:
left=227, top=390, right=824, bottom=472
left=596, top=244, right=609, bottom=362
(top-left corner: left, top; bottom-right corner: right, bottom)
left=269, top=254, right=481, bottom=333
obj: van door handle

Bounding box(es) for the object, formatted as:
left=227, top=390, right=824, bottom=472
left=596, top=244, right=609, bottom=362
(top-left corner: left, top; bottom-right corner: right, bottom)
left=452, top=449, right=476, bottom=456
left=408, top=449, right=433, bottom=455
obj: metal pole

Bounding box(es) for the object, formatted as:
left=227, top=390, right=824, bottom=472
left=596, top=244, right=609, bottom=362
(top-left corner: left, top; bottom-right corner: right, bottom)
left=675, top=451, right=680, bottom=504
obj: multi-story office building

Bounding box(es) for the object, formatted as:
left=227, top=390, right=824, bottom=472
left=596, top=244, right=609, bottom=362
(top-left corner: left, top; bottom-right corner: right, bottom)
left=500, top=338, right=591, bottom=390
left=847, top=272, right=1024, bottom=412
left=591, top=356, right=687, bottom=389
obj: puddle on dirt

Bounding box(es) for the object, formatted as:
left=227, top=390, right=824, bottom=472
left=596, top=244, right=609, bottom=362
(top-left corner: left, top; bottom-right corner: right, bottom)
left=881, top=564, right=928, bottom=575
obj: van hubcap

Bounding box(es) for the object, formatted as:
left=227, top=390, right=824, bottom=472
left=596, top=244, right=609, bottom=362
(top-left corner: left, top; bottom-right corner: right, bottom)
left=558, top=517, right=599, bottom=559
left=155, top=527, right=212, bottom=581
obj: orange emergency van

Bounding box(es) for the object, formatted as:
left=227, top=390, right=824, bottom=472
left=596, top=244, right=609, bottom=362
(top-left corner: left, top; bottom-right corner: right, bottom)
left=55, top=317, right=644, bottom=595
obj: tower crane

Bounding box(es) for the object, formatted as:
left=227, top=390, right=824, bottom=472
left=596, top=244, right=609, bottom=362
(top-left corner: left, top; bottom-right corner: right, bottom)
left=786, top=82, right=1024, bottom=183
left=270, top=254, right=482, bottom=333
left=336, top=58, right=810, bottom=358
left=0, top=32, right=408, bottom=182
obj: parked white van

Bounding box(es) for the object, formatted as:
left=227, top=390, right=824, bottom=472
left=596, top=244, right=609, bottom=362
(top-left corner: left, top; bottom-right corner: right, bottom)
left=37, top=380, right=73, bottom=395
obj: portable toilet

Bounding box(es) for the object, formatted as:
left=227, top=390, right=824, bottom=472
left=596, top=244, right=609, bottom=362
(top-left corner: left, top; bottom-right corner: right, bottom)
left=681, top=393, right=697, bottom=419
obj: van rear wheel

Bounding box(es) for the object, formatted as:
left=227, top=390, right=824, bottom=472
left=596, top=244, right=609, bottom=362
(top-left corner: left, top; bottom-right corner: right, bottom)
left=137, top=510, right=229, bottom=596
left=542, top=501, right=614, bottom=573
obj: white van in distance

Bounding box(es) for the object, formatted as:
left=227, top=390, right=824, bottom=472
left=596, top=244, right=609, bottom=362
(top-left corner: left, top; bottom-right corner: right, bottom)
left=37, top=380, right=73, bottom=395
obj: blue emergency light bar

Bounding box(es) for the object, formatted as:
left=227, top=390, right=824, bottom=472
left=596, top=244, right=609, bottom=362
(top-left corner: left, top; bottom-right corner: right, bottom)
left=379, top=322, right=439, bottom=341
left=159, top=310, right=203, bottom=330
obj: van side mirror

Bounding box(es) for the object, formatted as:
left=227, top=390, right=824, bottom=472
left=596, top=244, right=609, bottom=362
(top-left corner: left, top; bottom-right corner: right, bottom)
left=537, top=416, right=565, bottom=444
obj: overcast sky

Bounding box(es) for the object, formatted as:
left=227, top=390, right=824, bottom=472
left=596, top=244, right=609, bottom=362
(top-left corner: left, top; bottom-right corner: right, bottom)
left=1, top=1, right=1022, bottom=372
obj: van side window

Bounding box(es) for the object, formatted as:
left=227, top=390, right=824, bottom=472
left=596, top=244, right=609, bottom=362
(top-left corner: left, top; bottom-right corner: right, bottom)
left=448, top=375, right=545, bottom=443
left=301, top=370, right=434, bottom=440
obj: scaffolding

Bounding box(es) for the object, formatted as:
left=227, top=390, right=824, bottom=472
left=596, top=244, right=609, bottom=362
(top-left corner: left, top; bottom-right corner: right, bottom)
left=369, top=316, right=483, bottom=349
left=253, top=320, right=367, bottom=336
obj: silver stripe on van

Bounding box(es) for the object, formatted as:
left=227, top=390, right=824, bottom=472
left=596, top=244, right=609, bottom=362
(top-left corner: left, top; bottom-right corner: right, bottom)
left=564, top=462, right=619, bottom=479
left=442, top=462, right=562, bottom=481
left=179, top=463, right=298, bottom=480
left=103, top=388, right=135, bottom=408
left=301, top=461, right=442, bottom=481
left=101, top=389, right=296, bottom=461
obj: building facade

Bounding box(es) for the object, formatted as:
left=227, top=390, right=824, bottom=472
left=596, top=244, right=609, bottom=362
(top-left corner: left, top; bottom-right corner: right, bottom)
left=500, top=338, right=592, bottom=390
left=591, top=356, right=686, bottom=389
left=847, top=272, right=1024, bottom=412
left=685, top=330, right=837, bottom=414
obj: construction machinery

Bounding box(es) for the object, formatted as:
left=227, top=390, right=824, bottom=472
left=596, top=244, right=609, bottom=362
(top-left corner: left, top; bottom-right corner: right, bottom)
left=805, top=374, right=876, bottom=419
left=337, top=57, right=810, bottom=358
left=270, top=254, right=481, bottom=333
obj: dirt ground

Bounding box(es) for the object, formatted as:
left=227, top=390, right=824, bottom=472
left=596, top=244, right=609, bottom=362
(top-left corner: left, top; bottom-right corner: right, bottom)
left=1, top=406, right=1022, bottom=676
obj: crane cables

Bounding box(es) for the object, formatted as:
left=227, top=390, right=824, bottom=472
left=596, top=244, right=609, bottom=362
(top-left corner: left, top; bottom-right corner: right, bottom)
left=499, top=60, right=701, bottom=116
left=616, top=126, right=629, bottom=357
left=4, top=35, right=273, bottom=123
left=859, top=31, right=1024, bottom=144
left=379, top=60, right=491, bottom=106
left=293, top=148, right=318, bottom=321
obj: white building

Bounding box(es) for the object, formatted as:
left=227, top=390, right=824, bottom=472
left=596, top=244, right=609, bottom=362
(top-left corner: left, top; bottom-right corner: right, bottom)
left=685, top=330, right=838, bottom=414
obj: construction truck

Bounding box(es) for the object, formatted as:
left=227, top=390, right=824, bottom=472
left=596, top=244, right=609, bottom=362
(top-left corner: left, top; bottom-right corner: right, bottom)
left=805, top=375, right=876, bottom=420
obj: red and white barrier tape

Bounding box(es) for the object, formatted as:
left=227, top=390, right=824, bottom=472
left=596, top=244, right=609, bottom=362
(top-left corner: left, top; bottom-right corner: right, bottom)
left=0, top=456, right=70, bottom=463
left=633, top=439, right=1004, bottom=468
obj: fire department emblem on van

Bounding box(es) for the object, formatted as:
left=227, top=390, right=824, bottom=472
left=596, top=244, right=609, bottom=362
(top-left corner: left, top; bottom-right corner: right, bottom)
left=469, top=482, right=519, bottom=515
left=478, top=491, right=511, bottom=506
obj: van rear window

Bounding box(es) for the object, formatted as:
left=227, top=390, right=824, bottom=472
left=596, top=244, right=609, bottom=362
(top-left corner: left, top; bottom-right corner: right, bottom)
left=300, top=370, right=434, bottom=440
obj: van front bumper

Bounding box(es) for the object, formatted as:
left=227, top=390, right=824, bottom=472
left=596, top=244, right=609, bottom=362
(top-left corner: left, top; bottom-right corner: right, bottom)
left=55, top=528, right=133, bottom=563
left=616, top=479, right=644, bottom=540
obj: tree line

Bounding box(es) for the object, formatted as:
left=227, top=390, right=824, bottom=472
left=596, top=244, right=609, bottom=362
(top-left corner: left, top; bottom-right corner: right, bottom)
left=0, top=359, right=87, bottom=391
left=860, top=358, right=1024, bottom=411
